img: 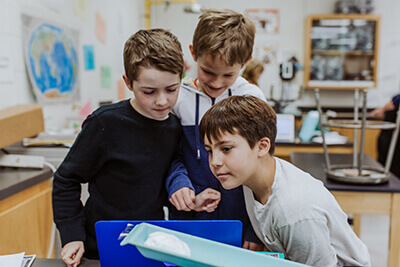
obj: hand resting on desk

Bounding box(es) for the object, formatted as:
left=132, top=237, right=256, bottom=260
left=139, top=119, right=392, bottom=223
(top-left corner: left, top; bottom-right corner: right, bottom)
left=61, top=241, right=84, bottom=267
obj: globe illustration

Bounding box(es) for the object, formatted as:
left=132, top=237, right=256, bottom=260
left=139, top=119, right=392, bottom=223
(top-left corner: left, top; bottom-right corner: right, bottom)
left=26, top=23, right=78, bottom=101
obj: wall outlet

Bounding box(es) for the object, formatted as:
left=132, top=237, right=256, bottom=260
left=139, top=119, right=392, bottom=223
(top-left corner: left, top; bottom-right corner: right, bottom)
left=0, top=153, right=44, bottom=169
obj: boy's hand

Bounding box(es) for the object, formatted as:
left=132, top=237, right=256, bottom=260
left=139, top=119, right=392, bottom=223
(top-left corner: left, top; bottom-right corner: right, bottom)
left=367, top=107, right=385, bottom=120
left=194, top=188, right=221, bottom=213
left=242, top=241, right=265, bottom=251
left=169, top=187, right=195, bottom=211
left=61, top=241, right=85, bottom=267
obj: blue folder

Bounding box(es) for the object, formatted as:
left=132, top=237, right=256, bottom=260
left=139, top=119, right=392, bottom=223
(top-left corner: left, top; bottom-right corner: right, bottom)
left=95, top=220, right=242, bottom=267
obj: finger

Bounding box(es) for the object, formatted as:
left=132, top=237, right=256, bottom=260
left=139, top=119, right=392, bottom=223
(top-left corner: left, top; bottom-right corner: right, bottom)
left=242, top=241, right=250, bottom=249
left=62, top=254, right=75, bottom=266
left=249, top=243, right=258, bottom=251
left=203, top=203, right=217, bottom=212
left=189, top=189, right=195, bottom=201
left=204, top=188, right=219, bottom=195
left=62, top=249, right=76, bottom=265
left=169, top=196, right=181, bottom=210
left=177, top=194, right=191, bottom=211
left=207, top=193, right=220, bottom=200
left=73, top=247, right=84, bottom=266
left=206, top=201, right=218, bottom=207
left=204, top=207, right=216, bottom=213
left=183, top=192, right=195, bottom=210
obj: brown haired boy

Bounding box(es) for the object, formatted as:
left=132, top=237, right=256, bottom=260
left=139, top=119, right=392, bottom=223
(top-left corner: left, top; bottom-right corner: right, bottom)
left=199, top=95, right=371, bottom=266
left=53, top=29, right=185, bottom=266
left=166, top=9, right=265, bottom=249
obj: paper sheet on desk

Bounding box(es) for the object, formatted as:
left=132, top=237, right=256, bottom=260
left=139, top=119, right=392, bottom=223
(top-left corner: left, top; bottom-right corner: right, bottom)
left=23, top=138, right=74, bottom=148
left=0, top=252, right=24, bottom=267
left=22, top=130, right=78, bottom=148
left=0, top=252, right=36, bottom=267
left=312, top=131, right=348, bottom=144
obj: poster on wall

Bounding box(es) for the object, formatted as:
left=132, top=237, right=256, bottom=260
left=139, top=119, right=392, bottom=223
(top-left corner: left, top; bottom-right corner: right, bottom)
left=254, top=41, right=279, bottom=65
left=245, top=9, right=279, bottom=34
left=21, top=14, right=79, bottom=103
left=0, top=41, right=13, bottom=84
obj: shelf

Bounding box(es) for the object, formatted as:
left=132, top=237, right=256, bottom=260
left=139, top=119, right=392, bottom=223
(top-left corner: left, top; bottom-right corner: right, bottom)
left=324, top=119, right=396, bottom=129
left=308, top=80, right=374, bottom=89
left=311, top=50, right=374, bottom=56
left=305, top=14, right=380, bottom=90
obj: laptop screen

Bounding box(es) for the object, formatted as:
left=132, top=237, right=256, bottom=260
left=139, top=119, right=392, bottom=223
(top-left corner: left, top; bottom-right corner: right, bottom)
left=276, top=114, right=295, bottom=143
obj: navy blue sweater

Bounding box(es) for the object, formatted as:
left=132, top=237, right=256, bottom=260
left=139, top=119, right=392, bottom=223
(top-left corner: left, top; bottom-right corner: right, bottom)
left=52, top=100, right=182, bottom=259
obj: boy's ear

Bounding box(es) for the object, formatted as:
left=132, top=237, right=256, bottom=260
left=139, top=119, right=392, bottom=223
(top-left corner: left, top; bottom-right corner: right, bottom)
left=122, top=74, right=133, bottom=92
left=257, top=137, right=271, bottom=158
left=189, top=44, right=197, bottom=62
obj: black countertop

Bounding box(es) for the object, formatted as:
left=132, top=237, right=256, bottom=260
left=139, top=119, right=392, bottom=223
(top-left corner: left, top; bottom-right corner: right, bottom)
left=276, top=139, right=352, bottom=147
left=0, top=165, right=53, bottom=201
left=291, top=152, right=400, bottom=192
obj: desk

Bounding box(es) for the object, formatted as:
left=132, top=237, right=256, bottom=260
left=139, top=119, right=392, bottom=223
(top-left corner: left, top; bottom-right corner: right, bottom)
left=275, top=140, right=353, bottom=161
left=0, top=166, right=53, bottom=257
left=32, top=258, right=100, bottom=267
left=291, top=152, right=400, bottom=267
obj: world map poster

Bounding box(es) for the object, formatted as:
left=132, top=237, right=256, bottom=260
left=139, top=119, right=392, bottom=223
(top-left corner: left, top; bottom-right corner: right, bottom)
left=22, top=14, right=79, bottom=103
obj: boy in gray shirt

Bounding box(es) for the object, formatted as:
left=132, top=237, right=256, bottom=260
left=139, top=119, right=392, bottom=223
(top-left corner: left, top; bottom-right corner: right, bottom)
left=199, top=95, right=371, bottom=266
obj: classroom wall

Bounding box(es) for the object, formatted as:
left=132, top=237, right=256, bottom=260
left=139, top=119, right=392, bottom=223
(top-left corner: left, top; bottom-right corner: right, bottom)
left=0, top=0, right=142, bottom=129
left=1, top=0, right=400, bottom=130
left=150, top=0, right=400, bottom=109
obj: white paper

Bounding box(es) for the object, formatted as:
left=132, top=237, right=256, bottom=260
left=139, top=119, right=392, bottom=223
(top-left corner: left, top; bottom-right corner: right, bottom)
left=0, top=252, right=24, bottom=267
left=312, top=131, right=348, bottom=144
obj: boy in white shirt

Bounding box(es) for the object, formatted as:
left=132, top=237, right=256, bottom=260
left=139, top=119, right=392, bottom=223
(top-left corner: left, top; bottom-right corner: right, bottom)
left=199, top=95, right=371, bottom=266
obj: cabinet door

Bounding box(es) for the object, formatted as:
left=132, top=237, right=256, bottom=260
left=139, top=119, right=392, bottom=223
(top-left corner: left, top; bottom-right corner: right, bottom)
left=305, top=14, right=380, bottom=89
left=0, top=179, right=53, bottom=257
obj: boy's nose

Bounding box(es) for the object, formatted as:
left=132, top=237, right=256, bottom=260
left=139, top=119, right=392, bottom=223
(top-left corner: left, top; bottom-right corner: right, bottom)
left=210, top=154, right=222, bottom=168
left=209, top=77, right=224, bottom=89
left=155, top=94, right=168, bottom=106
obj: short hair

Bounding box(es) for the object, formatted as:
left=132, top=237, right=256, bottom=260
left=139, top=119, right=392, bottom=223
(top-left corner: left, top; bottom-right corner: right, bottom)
left=192, top=9, right=256, bottom=66
left=242, top=59, right=264, bottom=86
left=123, top=29, right=184, bottom=85
left=199, top=95, right=276, bottom=155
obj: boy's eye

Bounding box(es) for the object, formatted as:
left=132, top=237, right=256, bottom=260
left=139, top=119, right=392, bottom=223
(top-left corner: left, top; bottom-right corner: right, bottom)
left=224, top=74, right=233, bottom=77
left=167, top=88, right=178, bottom=93
left=222, top=147, right=232, bottom=152
left=143, top=91, right=155, bottom=95
left=205, top=149, right=212, bottom=154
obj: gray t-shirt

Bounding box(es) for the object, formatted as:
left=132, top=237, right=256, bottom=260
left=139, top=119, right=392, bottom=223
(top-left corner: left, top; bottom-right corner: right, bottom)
left=244, top=157, right=370, bottom=267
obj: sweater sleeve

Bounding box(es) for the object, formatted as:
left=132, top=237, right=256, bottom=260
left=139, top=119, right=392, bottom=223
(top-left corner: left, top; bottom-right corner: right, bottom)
left=165, top=139, right=195, bottom=199
left=52, top=114, right=107, bottom=247
left=393, top=94, right=400, bottom=110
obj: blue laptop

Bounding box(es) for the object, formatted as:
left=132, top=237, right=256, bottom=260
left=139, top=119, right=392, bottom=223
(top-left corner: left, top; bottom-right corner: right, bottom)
left=95, top=220, right=242, bottom=267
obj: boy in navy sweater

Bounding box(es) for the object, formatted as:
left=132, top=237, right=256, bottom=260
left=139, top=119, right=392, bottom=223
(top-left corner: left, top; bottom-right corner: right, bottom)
left=166, top=9, right=265, bottom=250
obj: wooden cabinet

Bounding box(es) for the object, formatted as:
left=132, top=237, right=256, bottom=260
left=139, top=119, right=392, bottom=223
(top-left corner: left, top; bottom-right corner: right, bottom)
left=304, top=14, right=380, bottom=89
left=0, top=173, right=53, bottom=258
left=330, top=126, right=380, bottom=160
